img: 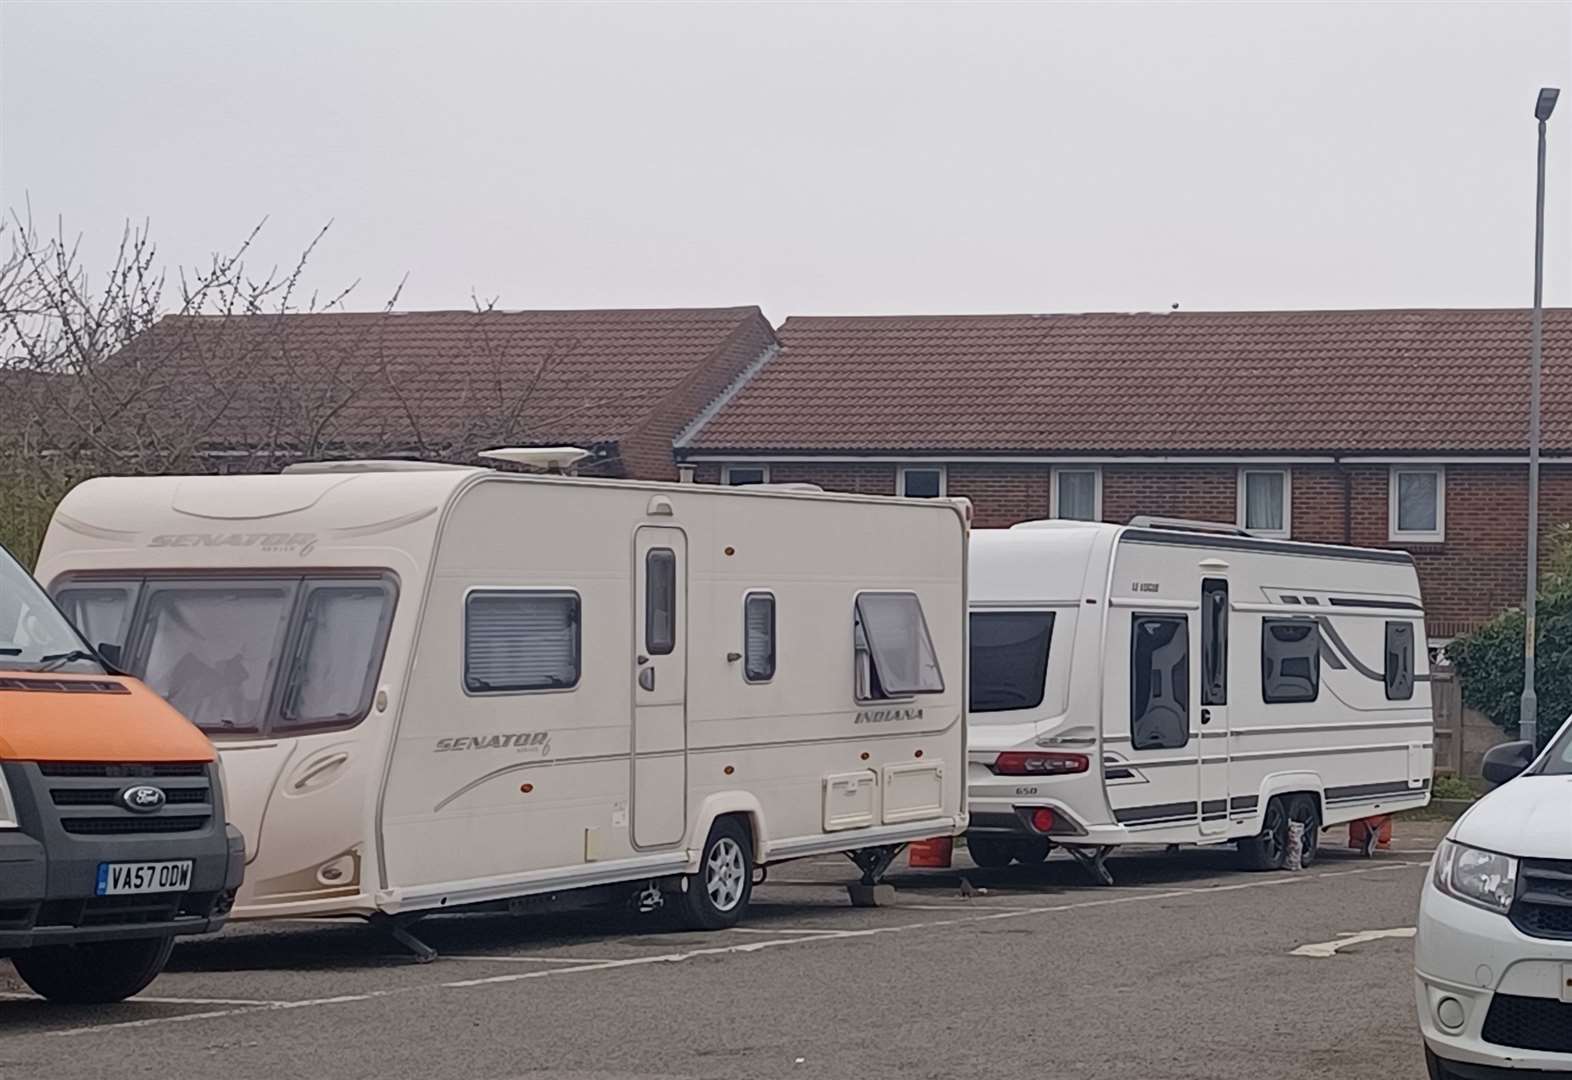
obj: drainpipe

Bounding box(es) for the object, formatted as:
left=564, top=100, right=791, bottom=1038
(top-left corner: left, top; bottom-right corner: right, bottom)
left=1336, top=456, right=1352, bottom=545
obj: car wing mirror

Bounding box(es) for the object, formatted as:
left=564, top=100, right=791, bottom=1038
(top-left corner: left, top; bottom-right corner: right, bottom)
left=1481, top=740, right=1536, bottom=786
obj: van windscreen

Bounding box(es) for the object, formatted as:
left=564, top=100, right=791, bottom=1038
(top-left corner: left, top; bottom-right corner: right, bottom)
left=969, top=611, right=1054, bottom=713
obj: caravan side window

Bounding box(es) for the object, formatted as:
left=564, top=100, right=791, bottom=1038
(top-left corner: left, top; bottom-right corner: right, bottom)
left=645, top=549, right=676, bottom=656
left=743, top=592, right=776, bottom=683
left=1262, top=618, right=1319, bottom=703
left=53, top=581, right=140, bottom=660
left=1385, top=621, right=1415, bottom=701
left=853, top=592, right=944, bottom=701
left=1131, top=615, right=1189, bottom=750
left=1200, top=579, right=1228, bottom=706
left=464, top=590, right=581, bottom=694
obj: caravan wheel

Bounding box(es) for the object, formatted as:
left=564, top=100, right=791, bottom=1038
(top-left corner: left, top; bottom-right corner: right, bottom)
left=677, top=818, right=754, bottom=931
left=966, top=836, right=1015, bottom=868
left=1237, top=797, right=1289, bottom=871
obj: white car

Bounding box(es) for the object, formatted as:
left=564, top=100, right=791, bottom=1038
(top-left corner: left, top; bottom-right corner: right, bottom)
left=1416, top=717, right=1572, bottom=1079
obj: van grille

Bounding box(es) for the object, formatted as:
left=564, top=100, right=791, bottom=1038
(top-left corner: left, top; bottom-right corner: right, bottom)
left=51, top=787, right=209, bottom=807
left=60, top=815, right=209, bottom=836
left=0, top=677, right=130, bottom=695
left=1508, top=859, right=1572, bottom=940
left=39, top=763, right=206, bottom=778
left=1482, top=993, right=1572, bottom=1053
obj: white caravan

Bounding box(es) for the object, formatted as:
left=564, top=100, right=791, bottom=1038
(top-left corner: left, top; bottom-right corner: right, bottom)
left=964, top=518, right=1431, bottom=882
left=34, top=460, right=968, bottom=949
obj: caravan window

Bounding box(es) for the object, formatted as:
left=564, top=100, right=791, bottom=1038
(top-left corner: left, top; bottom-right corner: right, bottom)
left=645, top=549, right=677, bottom=656
left=136, top=583, right=297, bottom=734
left=1130, top=615, right=1189, bottom=750
left=969, top=611, right=1054, bottom=712
left=278, top=583, right=396, bottom=730
left=54, top=582, right=140, bottom=658
left=1262, top=618, right=1320, bottom=703
left=465, top=590, right=581, bottom=694
left=853, top=592, right=944, bottom=701
left=1201, top=579, right=1228, bottom=706
left=1385, top=621, right=1415, bottom=701
left=743, top=592, right=776, bottom=682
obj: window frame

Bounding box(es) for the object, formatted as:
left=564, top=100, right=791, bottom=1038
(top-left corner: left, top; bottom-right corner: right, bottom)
left=1051, top=466, right=1102, bottom=521
left=51, top=580, right=143, bottom=660
left=1261, top=616, right=1321, bottom=704
left=1384, top=620, right=1416, bottom=701
left=1388, top=466, right=1446, bottom=543
left=897, top=465, right=946, bottom=499
left=742, top=590, right=777, bottom=684
left=852, top=590, right=946, bottom=703
left=1200, top=579, right=1228, bottom=707
left=1129, top=613, right=1191, bottom=751
left=644, top=548, right=677, bottom=656
left=722, top=464, right=770, bottom=486
left=276, top=577, right=399, bottom=733
left=968, top=609, right=1056, bottom=714
left=462, top=587, right=583, bottom=697
left=1237, top=467, right=1292, bottom=538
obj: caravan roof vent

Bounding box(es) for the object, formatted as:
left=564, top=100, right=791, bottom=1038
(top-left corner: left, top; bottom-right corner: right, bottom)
left=1127, top=515, right=1253, bottom=537
left=478, top=447, right=594, bottom=474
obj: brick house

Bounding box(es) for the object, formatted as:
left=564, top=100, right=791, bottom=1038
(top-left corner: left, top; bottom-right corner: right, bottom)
left=674, top=309, right=1572, bottom=646
left=32, top=306, right=778, bottom=481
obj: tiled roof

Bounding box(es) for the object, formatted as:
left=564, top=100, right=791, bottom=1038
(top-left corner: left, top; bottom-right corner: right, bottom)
left=103, top=307, right=771, bottom=455
left=684, top=309, right=1572, bottom=454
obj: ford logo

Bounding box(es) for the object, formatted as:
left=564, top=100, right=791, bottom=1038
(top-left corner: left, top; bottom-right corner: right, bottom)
left=119, top=785, right=166, bottom=813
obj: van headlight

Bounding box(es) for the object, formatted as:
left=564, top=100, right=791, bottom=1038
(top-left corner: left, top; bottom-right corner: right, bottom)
left=1434, top=839, right=1518, bottom=914
left=0, top=770, right=18, bottom=829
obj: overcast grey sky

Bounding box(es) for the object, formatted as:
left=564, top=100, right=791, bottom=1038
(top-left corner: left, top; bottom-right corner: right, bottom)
left=2, top=1, right=1570, bottom=322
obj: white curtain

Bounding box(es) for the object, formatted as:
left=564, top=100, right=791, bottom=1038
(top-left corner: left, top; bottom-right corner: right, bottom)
left=1245, top=472, right=1284, bottom=531
left=1397, top=472, right=1438, bottom=532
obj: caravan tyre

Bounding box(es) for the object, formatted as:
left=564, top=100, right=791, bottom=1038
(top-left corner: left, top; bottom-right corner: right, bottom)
left=12, top=935, right=174, bottom=1003
left=678, top=818, right=753, bottom=931
left=966, top=836, right=1014, bottom=868
left=1013, top=839, right=1051, bottom=864
left=1237, top=796, right=1290, bottom=871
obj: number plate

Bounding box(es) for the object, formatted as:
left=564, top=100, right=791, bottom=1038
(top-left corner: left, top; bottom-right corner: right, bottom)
left=95, top=861, right=193, bottom=896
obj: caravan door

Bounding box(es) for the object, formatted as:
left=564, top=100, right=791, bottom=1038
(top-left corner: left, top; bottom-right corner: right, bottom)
left=1198, top=576, right=1231, bottom=835
left=631, top=527, right=688, bottom=848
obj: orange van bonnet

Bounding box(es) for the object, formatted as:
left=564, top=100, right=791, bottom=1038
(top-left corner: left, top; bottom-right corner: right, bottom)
left=0, top=674, right=216, bottom=764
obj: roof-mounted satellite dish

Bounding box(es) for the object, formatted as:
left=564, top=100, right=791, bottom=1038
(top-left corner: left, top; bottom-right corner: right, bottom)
left=478, top=446, right=594, bottom=475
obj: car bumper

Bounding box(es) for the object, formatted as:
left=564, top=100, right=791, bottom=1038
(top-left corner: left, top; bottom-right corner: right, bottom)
left=0, top=824, right=244, bottom=952
left=1416, top=881, right=1572, bottom=1075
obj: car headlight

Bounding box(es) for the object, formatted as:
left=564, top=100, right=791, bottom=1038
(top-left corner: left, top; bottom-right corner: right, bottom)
left=0, top=768, right=18, bottom=829
left=1434, top=838, right=1518, bottom=914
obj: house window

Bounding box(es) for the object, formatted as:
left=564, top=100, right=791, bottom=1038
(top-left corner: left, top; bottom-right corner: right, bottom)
left=853, top=591, right=945, bottom=701
left=899, top=466, right=945, bottom=498
left=1261, top=618, right=1319, bottom=703
left=1390, top=468, right=1445, bottom=542
left=1238, top=468, right=1291, bottom=537
left=1052, top=468, right=1101, bottom=521
left=743, top=592, right=776, bottom=683
left=1130, top=615, right=1189, bottom=750
left=464, top=590, right=581, bottom=694
left=723, top=465, right=768, bottom=486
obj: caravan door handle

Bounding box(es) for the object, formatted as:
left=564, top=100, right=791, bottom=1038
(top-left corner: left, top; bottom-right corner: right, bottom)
left=1200, top=709, right=1212, bottom=725
left=638, top=667, right=656, bottom=692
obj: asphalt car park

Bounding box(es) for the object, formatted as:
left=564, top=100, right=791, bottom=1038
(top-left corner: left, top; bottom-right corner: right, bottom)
left=0, top=821, right=1449, bottom=1080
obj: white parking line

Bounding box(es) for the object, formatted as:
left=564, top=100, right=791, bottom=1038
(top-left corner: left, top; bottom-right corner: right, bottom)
left=443, top=954, right=628, bottom=963
left=0, top=992, right=279, bottom=1007
left=38, top=858, right=1427, bottom=1038
left=1290, top=927, right=1416, bottom=958
left=723, top=926, right=847, bottom=935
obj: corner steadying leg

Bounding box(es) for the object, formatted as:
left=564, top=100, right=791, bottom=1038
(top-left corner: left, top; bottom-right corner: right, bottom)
left=372, top=914, right=437, bottom=964
left=1361, top=821, right=1381, bottom=858
left=844, top=844, right=905, bottom=907
left=1066, top=845, right=1115, bottom=886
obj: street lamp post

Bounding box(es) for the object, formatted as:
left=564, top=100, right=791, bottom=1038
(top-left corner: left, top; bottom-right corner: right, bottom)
left=1521, top=86, right=1560, bottom=749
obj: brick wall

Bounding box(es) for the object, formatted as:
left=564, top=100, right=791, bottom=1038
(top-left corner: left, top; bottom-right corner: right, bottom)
left=686, top=457, right=1572, bottom=638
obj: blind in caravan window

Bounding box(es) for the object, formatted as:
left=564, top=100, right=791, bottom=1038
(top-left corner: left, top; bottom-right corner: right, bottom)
left=855, top=591, right=944, bottom=695
left=465, top=591, right=580, bottom=693
left=744, top=593, right=775, bottom=681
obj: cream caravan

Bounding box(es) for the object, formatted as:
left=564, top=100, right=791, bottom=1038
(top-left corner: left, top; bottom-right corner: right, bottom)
left=965, top=518, right=1431, bottom=882
left=35, top=460, right=968, bottom=949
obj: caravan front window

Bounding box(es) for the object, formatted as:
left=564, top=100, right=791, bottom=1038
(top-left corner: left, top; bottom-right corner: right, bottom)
left=136, top=584, right=297, bottom=734
left=279, top=583, right=396, bottom=729
left=853, top=592, right=944, bottom=701
left=969, top=612, right=1054, bottom=712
